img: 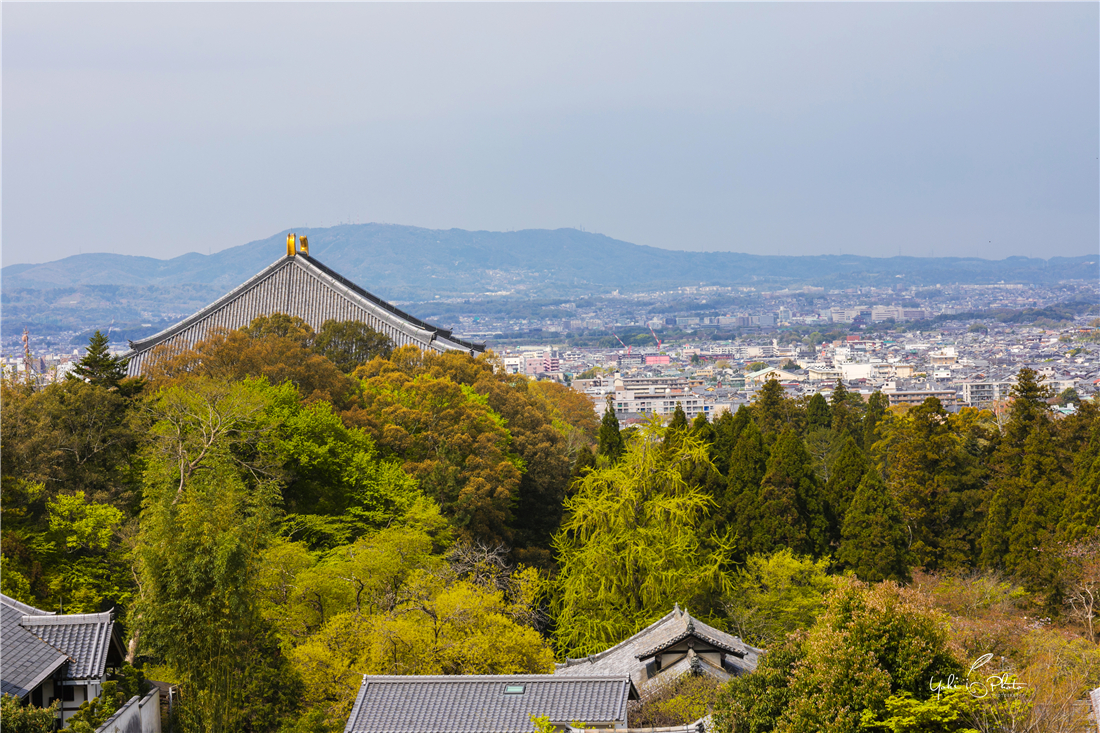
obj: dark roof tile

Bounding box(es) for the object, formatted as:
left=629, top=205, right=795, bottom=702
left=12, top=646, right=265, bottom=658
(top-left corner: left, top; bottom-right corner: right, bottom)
left=344, top=675, right=633, bottom=733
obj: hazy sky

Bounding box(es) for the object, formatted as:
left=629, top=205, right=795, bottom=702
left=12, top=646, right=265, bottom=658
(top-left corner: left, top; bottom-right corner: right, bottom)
left=3, top=2, right=1097, bottom=266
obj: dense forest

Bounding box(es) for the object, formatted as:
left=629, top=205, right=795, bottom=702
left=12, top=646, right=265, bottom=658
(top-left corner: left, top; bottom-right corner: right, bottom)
left=2, top=316, right=1099, bottom=733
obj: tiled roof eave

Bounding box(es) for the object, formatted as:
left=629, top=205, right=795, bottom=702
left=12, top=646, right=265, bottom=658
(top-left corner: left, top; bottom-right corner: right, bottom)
left=1, top=653, right=69, bottom=699
left=635, top=630, right=746, bottom=661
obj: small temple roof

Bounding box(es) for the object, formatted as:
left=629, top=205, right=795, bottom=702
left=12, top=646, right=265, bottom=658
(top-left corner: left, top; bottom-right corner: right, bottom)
left=554, top=606, right=762, bottom=688
left=0, top=594, right=121, bottom=698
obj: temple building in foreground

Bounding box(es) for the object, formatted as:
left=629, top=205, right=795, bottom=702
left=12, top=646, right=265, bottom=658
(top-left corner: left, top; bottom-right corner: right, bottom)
left=555, top=605, right=762, bottom=693
left=125, top=234, right=484, bottom=376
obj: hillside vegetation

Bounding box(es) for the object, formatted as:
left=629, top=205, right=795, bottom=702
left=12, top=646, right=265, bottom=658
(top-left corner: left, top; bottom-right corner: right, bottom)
left=3, top=318, right=1099, bottom=733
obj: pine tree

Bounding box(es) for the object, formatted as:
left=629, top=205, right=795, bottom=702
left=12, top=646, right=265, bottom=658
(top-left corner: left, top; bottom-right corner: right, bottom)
left=980, top=368, right=1065, bottom=580
left=743, top=429, right=827, bottom=557
left=709, top=409, right=741, bottom=476
left=823, top=436, right=867, bottom=545
left=663, top=403, right=689, bottom=448
left=806, top=393, right=832, bottom=431
left=754, top=379, right=802, bottom=439
left=69, top=330, right=128, bottom=388
left=838, top=471, right=910, bottom=582
left=830, top=380, right=854, bottom=436
left=1059, top=403, right=1100, bottom=541
left=691, top=411, right=714, bottom=444
left=862, top=391, right=889, bottom=449
left=597, top=395, right=625, bottom=463
left=568, top=446, right=597, bottom=496
left=1001, top=421, right=1069, bottom=586
left=882, top=396, right=985, bottom=571
left=715, top=419, right=768, bottom=553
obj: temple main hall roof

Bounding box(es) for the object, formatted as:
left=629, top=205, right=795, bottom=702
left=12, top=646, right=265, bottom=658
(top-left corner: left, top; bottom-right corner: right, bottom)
left=125, top=245, right=483, bottom=376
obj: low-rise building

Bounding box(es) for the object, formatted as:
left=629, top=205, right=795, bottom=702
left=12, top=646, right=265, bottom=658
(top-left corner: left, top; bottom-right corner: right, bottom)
left=883, top=387, right=959, bottom=412
left=344, top=674, right=637, bottom=732
left=1, top=594, right=127, bottom=726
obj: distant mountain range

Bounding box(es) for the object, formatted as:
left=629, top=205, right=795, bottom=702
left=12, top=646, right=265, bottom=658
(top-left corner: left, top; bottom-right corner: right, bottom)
left=3, top=223, right=1097, bottom=340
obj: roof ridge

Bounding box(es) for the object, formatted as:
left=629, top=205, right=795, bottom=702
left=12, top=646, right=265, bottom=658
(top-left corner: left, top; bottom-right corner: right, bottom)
left=1, top=593, right=53, bottom=616
left=555, top=611, right=678, bottom=668
left=361, top=674, right=631, bottom=681
left=126, top=255, right=293, bottom=352
left=21, top=610, right=113, bottom=625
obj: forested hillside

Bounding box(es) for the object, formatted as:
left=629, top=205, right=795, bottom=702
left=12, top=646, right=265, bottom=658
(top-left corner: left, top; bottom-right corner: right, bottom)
left=3, top=318, right=1099, bottom=733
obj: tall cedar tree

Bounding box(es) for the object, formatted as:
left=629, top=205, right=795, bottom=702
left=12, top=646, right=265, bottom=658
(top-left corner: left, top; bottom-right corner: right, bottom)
left=598, top=395, right=626, bottom=462
left=862, top=391, right=889, bottom=449
left=886, top=397, right=986, bottom=571
left=1059, top=401, right=1100, bottom=541
left=753, top=379, right=803, bottom=439
left=742, top=429, right=827, bottom=557
left=70, top=330, right=129, bottom=388
left=723, top=419, right=768, bottom=545
left=568, top=447, right=597, bottom=497
left=691, top=411, right=714, bottom=443
left=663, top=403, right=689, bottom=450
left=686, top=412, right=727, bottom=514
left=980, top=368, right=1067, bottom=586
left=822, top=436, right=867, bottom=546
left=830, top=380, right=855, bottom=437
left=806, top=393, right=832, bottom=431
left=838, top=471, right=910, bottom=582
left=709, top=407, right=748, bottom=476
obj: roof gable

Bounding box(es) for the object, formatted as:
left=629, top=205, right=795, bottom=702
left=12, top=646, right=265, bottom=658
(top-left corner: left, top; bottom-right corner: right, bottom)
left=125, top=253, right=483, bottom=376
left=344, top=675, right=634, bottom=733
left=554, top=606, right=761, bottom=687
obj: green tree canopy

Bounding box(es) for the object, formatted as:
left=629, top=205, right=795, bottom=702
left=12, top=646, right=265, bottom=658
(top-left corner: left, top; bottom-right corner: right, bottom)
left=714, top=580, right=962, bottom=733
left=313, top=319, right=394, bottom=373
left=883, top=398, right=988, bottom=571
left=598, top=395, right=626, bottom=462
left=806, top=393, right=832, bottom=431
left=134, top=377, right=300, bottom=733
left=823, top=436, right=867, bottom=545
left=69, top=330, right=129, bottom=388
left=741, top=429, right=827, bottom=557
left=551, top=417, right=729, bottom=657
left=723, top=549, right=834, bottom=648
left=838, top=470, right=910, bottom=583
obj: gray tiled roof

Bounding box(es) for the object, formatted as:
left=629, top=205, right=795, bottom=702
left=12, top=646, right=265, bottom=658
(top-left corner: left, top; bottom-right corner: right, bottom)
left=344, top=675, right=634, bottom=733
left=125, top=252, right=484, bottom=376
left=0, top=593, right=117, bottom=699
left=21, top=608, right=115, bottom=680
left=554, top=606, right=762, bottom=687
left=0, top=595, right=67, bottom=698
